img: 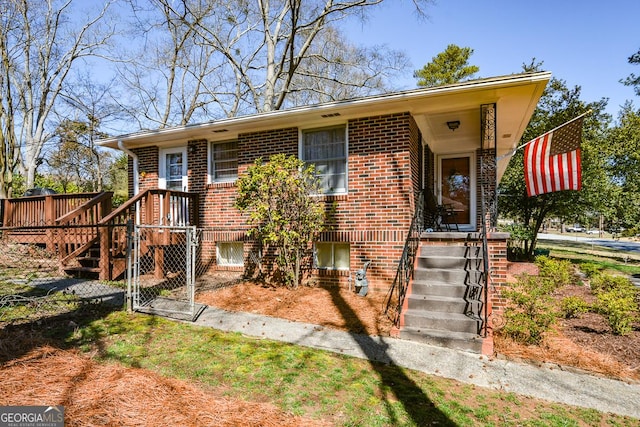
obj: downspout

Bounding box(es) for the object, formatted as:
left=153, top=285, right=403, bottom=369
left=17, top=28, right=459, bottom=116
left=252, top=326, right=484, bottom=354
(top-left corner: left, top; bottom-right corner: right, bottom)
left=117, top=139, right=141, bottom=226
left=117, top=139, right=139, bottom=195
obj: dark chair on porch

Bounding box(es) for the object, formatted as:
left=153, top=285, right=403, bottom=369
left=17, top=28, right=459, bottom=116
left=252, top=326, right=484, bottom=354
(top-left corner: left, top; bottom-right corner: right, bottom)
left=424, top=191, right=459, bottom=232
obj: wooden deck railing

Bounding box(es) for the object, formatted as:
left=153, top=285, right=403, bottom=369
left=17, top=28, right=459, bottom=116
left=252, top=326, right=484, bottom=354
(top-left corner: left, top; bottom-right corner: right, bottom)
left=1, top=189, right=199, bottom=280
left=56, top=192, right=113, bottom=266
left=2, top=192, right=102, bottom=228
left=98, top=189, right=199, bottom=280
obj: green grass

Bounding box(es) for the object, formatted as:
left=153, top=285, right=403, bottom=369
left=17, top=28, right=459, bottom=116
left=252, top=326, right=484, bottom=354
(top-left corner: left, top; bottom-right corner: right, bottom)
left=0, top=282, right=80, bottom=322
left=54, top=310, right=636, bottom=426
left=536, top=241, right=640, bottom=276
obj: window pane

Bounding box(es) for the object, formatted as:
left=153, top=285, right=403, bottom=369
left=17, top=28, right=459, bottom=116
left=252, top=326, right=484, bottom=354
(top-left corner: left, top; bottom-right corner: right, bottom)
left=212, top=141, right=238, bottom=181
left=302, top=126, right=346, bottom=193
left=166, top=152, right=184, bottom=190
left=334, top=243, right=350, bottom=270
left=217, top=242, right=244, bottom=266
left=315, top=242, right=349, bottom=270
left=315, top=243, right=332, bottom=269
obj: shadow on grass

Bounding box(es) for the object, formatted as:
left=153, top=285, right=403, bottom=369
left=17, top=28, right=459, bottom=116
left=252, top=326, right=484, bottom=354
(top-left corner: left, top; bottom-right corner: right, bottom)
left=0, top=278, right=124, bottom=364
left=326, top=286, right=456, bottom=426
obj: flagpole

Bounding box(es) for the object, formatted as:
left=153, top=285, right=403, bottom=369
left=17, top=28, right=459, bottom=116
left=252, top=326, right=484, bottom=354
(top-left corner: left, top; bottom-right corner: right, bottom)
left=497, top=110, right=592, bottom=161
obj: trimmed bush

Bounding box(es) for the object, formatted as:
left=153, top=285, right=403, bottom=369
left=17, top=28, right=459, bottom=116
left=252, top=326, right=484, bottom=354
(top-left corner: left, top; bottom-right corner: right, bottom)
left=502, top=275, right=558, bottom=345
left=535, top=256, right=574, bottom=288
left=579, top=262, right=601, bottom=278
left=590, top=273, right=639, bottom=335
left=560, top=296, right=590, bottom=319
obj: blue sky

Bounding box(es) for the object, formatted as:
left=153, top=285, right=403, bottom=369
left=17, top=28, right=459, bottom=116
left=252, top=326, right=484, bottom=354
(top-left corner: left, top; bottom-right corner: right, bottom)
left=343, top=0, right=639, bottom=119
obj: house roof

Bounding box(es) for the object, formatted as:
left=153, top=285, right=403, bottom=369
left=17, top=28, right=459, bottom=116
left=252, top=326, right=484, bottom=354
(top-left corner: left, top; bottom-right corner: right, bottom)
left=99, top=71, right=551, bottom=181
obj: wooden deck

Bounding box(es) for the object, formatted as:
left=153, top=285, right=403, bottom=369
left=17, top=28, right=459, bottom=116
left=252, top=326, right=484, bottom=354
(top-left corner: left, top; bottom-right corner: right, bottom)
left=1, top=189, right=199, bottom=280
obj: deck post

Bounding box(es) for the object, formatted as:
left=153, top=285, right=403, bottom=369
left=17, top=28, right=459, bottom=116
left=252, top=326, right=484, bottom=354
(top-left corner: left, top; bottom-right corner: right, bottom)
left=154, top=245, right=165, bottom=279
left=45, top=195, right=56, bottom=253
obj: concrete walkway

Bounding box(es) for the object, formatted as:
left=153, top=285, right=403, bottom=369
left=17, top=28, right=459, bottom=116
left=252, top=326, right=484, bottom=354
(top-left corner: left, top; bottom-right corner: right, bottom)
left=193, top=306, right=640, bottom=420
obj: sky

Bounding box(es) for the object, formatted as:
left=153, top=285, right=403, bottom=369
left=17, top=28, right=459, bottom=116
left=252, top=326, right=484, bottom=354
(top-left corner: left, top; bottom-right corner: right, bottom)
left=342, top=0, right=639, bottom=119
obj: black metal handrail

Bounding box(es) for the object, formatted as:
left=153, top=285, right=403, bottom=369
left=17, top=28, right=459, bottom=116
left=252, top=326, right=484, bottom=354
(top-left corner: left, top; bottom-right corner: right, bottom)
left=384, top=190, right=424, bottom=327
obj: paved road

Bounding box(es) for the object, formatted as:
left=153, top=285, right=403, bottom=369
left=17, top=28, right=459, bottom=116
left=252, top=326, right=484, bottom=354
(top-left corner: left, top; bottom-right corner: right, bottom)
left=537, top=233, right=640, bottom=253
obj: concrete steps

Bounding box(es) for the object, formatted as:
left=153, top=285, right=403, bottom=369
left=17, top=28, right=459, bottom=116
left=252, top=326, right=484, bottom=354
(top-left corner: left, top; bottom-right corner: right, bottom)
left=399, top=242, right=484, bottom=353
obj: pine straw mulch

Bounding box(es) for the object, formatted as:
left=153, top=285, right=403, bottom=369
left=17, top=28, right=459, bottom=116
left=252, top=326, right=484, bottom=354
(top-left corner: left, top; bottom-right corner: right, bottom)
left=0, top=345, right=328, bottom=427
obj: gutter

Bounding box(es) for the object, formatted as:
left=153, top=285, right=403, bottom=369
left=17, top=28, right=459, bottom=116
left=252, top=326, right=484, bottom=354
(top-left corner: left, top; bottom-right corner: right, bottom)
left=118, top=139, right=139, bottom=195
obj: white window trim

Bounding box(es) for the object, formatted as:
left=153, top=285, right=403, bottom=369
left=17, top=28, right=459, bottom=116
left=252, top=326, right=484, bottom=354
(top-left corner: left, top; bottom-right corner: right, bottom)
left=208, top=140, right=239, bottom=184
left=299, top=124, right=349, bottom=195
left=159, top=146, right=188, bottom=191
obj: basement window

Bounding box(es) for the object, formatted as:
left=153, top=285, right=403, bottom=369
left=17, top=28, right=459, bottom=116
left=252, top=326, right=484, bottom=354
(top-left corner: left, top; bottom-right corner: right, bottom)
left=314, top=242, right=350, bottom=270
left=217, top=242, right=244, bottom=266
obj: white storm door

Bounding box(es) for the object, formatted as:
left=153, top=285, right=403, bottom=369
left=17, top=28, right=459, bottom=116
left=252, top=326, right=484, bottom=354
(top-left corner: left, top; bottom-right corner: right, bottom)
left=159, top=147, right=188, bottom=191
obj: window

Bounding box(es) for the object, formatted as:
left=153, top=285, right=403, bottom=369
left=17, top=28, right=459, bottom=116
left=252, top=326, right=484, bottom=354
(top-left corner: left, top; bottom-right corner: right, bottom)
left=210, top=140, right=238, bottom=182
left=217, top=242, right=244, bottom=266
left=314, top=242, right=350, bottom=270
left=302, top=126, right=347, bottom=194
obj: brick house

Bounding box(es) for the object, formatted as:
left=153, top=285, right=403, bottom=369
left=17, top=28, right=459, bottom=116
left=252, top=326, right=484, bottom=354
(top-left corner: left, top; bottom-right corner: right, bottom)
left=100, top=72, right=550, bottom=353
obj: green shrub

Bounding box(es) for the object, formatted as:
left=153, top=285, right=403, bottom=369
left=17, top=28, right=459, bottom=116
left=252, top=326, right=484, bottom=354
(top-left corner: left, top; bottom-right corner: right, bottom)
left=595, top=289, right=638, bottom=335
left=590, top=273, right=634, bottom=294
left=579, top=262, right=601, bottom=278
left=501, top=275, right=558, bottom=345
left=535, top=256, right=574, bottom=288
left=589, top=273, right=639, bottom=335
left=560, top=296, right=590, bottom=319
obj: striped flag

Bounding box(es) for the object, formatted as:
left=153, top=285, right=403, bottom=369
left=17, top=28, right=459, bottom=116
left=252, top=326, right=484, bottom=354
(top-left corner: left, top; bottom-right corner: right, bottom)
left=524, top=117, right=584, bottom=197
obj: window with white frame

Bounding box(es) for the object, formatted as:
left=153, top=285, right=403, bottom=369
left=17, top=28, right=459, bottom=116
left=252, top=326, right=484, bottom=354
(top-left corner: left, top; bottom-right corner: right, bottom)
left=217, top=242, right=244, bottom=266
left=210, top=140, right=238, bottom=182
left=301, top=126, right=347, bottom=194
left=314, top=242, right=350, bottom=270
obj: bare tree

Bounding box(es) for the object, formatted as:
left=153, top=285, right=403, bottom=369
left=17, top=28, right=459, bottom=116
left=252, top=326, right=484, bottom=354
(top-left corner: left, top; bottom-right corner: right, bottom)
left=118, top=0, right=431, bottom=127
left=53, top=74, right=123, bottom=192
left=117, top=0, right=226, bottom=128
left=0, top=0, right=116, bottom=194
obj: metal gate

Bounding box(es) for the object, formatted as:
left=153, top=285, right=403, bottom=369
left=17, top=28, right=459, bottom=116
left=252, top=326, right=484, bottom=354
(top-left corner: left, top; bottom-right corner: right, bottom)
left=128, top=225, right=204, bottom=321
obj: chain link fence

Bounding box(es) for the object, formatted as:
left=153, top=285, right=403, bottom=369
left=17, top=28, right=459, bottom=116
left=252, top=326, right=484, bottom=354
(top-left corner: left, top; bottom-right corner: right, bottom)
left=0, top=223, right=252, bottom=324
left=0, top=224, right=127, bottom=323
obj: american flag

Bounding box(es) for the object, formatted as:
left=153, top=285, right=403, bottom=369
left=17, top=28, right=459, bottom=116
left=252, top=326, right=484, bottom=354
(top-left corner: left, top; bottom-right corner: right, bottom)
left=524, top=116, right=584, bottom=197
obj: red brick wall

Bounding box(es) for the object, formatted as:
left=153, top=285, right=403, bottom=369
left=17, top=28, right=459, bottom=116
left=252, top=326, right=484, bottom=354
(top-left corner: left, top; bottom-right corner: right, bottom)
left=129, top=113, right=419, bottom=291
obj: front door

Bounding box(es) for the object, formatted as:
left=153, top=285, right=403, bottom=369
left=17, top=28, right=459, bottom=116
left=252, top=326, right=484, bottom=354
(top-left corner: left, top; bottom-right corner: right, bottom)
left=159, top=147, right=188, bottom=191
left=438, top=154, right=476, bottom=230
left=159, top=147, right=189, bottom=225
